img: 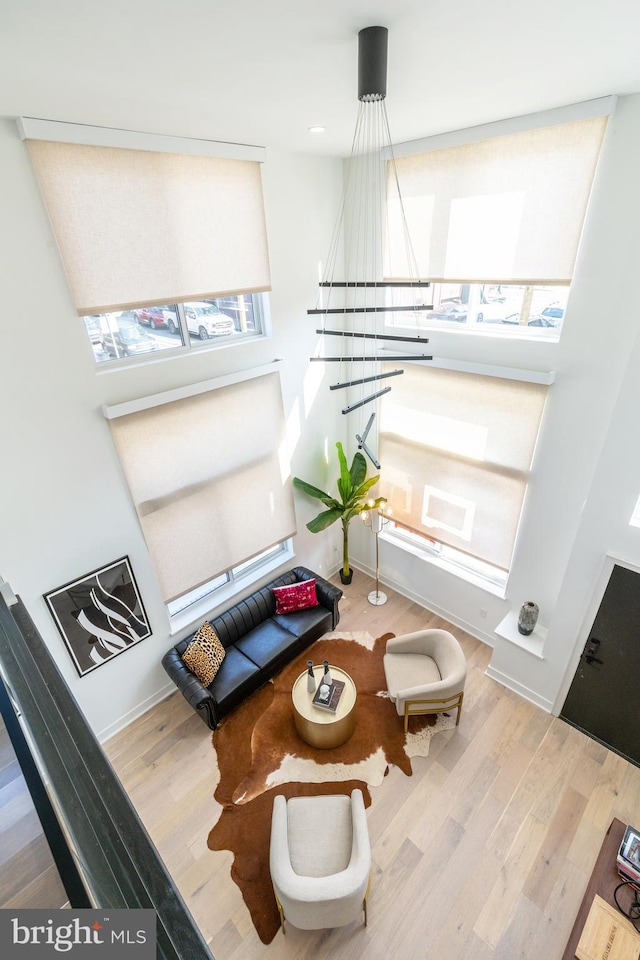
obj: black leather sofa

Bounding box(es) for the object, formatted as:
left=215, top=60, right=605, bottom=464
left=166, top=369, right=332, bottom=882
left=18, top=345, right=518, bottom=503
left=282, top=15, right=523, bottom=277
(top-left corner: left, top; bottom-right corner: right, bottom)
left=162, top=566, right=342, bottom=729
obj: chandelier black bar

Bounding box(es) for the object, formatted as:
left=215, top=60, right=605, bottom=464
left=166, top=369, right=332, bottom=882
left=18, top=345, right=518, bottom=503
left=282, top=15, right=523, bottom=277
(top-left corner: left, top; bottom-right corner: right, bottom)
left=356, top=412, right=379, bottom=468
left=359, top=412, right=375, bottom=444
left=317, top=329, right=429, bottom=344
left=319, top=281, right=431, bottom=288
left=342, top=387, right=391, bottom=414
left=310, top=355, right=432, bottom=362
left=330, top=369, right=404, bottom=391
left=309, top=305, right=430, bottom=315
left=358, top=439, right=381, bottom=470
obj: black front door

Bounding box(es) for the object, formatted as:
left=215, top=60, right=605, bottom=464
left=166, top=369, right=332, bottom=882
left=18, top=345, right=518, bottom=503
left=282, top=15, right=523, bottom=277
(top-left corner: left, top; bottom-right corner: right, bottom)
left=561, top=562, right=640, bottom=766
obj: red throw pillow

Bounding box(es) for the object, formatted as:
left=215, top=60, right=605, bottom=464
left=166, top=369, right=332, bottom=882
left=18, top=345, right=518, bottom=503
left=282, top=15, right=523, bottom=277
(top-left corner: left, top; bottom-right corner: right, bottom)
left=272, top=579, right=319, bottom=614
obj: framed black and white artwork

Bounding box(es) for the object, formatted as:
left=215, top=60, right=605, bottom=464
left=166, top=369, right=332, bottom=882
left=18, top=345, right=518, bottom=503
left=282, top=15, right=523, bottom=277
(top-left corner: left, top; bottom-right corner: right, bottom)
left=44, top=556, right=151, bottom=677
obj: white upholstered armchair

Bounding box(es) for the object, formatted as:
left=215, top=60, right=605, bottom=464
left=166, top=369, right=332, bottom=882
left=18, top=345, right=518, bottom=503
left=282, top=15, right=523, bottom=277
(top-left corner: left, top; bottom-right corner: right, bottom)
left=383, top=628, right=467, bottom=732
left=269, top=790, right=371, bottom=933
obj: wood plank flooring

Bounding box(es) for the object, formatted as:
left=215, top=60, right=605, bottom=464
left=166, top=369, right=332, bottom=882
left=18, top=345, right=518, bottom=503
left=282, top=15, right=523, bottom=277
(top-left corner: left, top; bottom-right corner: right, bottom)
left=97, top=573, right=640, bottom=956
left=0, top=717, right=68, bottom=909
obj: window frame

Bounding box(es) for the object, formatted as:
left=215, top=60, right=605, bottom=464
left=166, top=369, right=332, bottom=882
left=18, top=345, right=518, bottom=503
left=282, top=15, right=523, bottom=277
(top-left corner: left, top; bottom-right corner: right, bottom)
left=102, top=362, right=297, bottom=609
left=383, top=98, right=614, bottom=345
left=167, top=539, right=295, bottom=635
left=381, top=521, right=508, bottom=597
left=86, top=292, right=271, bottom=370
left=384, top=281, right=570, bottom=341
left=376, top=358, right=551, bottom=587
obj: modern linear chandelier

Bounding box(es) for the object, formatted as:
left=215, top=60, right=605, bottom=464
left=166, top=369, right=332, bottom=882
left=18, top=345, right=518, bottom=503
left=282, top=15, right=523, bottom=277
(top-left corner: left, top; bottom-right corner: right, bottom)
left=310, top=26, right=432, bottom=468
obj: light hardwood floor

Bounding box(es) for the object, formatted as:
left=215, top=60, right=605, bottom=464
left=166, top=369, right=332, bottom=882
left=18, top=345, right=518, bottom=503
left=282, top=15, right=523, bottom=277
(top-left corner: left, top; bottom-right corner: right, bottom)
left=0, top=717, right=68, bottom=909
left=104, top=572, right=640, bottom=960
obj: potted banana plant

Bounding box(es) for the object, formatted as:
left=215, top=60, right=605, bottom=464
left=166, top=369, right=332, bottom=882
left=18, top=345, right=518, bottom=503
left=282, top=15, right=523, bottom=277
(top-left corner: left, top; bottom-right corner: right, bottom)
left=293, top=441, right=386, bottom=584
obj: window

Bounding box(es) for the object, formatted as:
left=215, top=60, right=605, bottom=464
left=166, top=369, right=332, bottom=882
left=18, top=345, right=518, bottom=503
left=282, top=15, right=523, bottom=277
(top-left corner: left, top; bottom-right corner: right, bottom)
left=103, top=367, right=296, bottom=611
left=86, top=293, right=268, bottom=365
left=385, top=109, right=609, bottom=339
left=383, top=521, right=507, bottom=592
left=378, top=363, right=547, bottom=576
left=167, top=541, right=292, bottom=620
left=386, top=281, right=569, bottom=336
left=21, top=122, right=271, bottom=365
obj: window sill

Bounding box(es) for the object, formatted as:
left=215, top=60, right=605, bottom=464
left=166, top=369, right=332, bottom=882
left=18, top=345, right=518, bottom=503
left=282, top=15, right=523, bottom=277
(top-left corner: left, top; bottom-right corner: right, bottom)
left=494, top=611, right=547, bottom=659
left=167, top=542, right=295, bottom=638
left=380, top=529, right=507, bottom=599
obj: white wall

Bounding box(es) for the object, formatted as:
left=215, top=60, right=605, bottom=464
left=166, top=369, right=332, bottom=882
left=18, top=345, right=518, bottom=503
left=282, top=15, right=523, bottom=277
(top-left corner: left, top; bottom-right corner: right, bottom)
left=4, top=93, right=640, bottom=739
left=352, top=93, right=640, bottom=713
left=0, top=119, right=344, bottom=739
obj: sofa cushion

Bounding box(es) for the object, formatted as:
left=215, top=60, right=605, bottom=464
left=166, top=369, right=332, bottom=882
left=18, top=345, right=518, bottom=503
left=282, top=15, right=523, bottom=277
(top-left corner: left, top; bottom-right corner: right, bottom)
left=235, top=620, right=303, bottom=672
left=182, top=622, right=226, bottom=686
left=272, top=578, right=319, bottom=615
left=272, top=605, right=333, bottom=642
left=210, top=645, right=263, bottom=714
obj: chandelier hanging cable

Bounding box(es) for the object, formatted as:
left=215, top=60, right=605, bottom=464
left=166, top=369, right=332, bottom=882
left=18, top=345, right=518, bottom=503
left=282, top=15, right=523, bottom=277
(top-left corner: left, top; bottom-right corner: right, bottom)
left=309, top=25, right=432, bottom=468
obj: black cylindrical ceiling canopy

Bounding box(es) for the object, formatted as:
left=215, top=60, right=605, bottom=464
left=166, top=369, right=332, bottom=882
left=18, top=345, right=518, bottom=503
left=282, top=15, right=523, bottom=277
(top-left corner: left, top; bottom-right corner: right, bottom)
left=358, top=25, right=388, bottom=101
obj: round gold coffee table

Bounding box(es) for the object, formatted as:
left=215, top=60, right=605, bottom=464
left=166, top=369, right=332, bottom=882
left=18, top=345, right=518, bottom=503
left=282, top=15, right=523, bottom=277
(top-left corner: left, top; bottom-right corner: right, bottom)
left=292, top=664, right=357, bottom=749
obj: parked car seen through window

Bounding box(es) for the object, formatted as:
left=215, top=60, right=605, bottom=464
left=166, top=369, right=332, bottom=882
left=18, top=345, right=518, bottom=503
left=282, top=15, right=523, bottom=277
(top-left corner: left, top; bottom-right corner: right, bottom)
left=83, top=293, right=267, bottom=365
left=387, top=283, right=569, bottom=337
left=101, top=320, right=159, bottom=359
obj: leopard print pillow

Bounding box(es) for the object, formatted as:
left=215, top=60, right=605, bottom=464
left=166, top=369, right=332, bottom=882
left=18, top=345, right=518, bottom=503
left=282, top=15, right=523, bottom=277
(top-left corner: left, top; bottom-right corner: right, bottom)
left=182, top=622, right=226, bottom=687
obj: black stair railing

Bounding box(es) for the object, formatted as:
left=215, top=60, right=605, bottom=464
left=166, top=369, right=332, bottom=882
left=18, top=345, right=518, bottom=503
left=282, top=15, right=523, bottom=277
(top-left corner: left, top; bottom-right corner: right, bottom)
left=0, top=591, right=214, bottom=960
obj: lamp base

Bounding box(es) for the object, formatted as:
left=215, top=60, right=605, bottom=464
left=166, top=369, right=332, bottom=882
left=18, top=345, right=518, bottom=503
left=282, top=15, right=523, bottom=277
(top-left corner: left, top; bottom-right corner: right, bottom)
left=368, top=590, right=387, bottom=606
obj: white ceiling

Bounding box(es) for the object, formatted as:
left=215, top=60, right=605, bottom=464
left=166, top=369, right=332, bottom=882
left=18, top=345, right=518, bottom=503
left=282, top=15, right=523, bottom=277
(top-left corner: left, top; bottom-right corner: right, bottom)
left=2, top=0, right=640, bottom=156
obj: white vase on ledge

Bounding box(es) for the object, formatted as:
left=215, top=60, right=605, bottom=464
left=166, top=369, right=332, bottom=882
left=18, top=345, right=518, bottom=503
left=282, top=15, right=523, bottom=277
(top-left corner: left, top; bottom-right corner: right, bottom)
left=517, top=601, right=539, bottom=636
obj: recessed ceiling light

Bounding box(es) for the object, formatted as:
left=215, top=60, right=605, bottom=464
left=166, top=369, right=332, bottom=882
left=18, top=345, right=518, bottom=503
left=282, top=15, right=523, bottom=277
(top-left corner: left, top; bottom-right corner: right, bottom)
left=308, top=125, right=326, bottom=134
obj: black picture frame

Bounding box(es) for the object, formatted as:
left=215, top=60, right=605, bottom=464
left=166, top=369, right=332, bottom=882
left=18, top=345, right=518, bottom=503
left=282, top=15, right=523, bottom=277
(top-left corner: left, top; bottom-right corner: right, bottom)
left=44, top=556, right=151, bottom=677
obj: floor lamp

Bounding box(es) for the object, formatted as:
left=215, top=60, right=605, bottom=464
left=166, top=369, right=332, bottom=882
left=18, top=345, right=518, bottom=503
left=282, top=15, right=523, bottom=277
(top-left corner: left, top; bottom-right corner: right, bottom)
left=360, top=502, right=392, bottom=605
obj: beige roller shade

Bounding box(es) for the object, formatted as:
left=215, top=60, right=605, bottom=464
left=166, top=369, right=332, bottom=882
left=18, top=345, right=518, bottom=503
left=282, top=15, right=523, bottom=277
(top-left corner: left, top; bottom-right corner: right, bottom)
left=386, top=116, right=607, bottom=283
left=379, top=364, right=547, bottom=571
left=108, top=372, right=295, bottom=603
left=26, top=140, right=271, bottom=315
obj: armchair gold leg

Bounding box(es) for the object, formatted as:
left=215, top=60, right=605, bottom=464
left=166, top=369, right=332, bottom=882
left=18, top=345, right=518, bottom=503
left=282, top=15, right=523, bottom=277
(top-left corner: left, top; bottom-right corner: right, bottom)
left=274, top=893, right=286, bottom=935
left=402, top=692, right=465, bottom=732
left=363, top=869, right=371, bottom=926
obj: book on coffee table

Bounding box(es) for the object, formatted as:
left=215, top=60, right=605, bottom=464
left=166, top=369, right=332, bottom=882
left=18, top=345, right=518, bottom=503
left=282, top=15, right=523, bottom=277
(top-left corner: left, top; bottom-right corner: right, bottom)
left=575, top=894, right=640, bottom=960
left=312, top=678, right=345, bottom=713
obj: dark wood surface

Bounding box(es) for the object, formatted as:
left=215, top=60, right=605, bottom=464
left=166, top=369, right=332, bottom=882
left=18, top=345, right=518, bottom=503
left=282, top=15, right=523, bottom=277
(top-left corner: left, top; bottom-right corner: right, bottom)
left=561, top=818, right=627, bottom=959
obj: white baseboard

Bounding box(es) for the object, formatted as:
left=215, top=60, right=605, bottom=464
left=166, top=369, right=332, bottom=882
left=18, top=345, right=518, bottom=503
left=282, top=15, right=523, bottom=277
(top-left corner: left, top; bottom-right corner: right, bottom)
left=485, top=664, right=553, bottom=713
left=359, top=562, right=496, bottom=649
left=97, top=680, right=176, bottom=743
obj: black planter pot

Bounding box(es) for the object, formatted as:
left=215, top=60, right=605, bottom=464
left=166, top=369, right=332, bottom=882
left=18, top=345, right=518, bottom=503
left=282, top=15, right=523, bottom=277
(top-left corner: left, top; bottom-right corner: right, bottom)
left=339, top=567, right=353, bottom=585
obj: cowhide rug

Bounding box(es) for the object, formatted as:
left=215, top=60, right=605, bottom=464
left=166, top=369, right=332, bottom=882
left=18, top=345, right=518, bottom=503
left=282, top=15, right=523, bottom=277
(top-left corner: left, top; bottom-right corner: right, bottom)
left=207, top=632, right=455, bottom=944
